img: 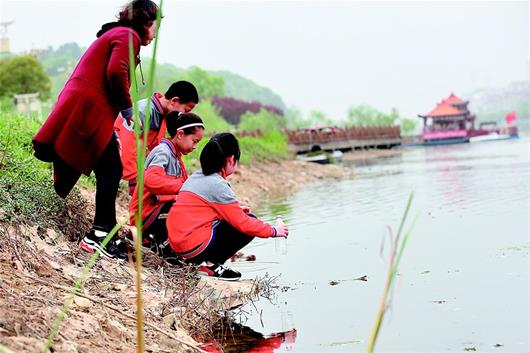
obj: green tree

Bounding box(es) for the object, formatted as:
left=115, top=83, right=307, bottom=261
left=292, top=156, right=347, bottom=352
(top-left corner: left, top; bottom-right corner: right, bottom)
left=0, top=55, right=51, bottom=100
left=183, top=66, right=224, bottom=99
left=284, top=106, right=312, bottom=129
left=193, top=100, right=231, bottom=132
left=310, top=110, right=334, bottom=126
left=399, top=118, right=418, bottom=135
left=238, top=108, right=285, bottom=132
left=346, top=104, right=399, bottom=126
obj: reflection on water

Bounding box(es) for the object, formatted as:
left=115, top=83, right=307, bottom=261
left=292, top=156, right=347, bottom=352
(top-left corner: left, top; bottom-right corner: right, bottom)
left=225, top=138, right=529, bottom=352
left=203, top=323, right=297, bottom=353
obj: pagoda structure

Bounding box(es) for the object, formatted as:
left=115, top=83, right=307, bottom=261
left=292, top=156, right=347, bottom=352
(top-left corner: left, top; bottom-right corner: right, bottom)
left=418, top=93, right=476, bottom=144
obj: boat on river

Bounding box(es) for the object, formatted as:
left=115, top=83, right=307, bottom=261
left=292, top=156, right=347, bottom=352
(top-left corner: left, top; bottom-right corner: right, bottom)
left=296, top=150, right=343, bottom=164
left=417, top=94, right=518, bottom=146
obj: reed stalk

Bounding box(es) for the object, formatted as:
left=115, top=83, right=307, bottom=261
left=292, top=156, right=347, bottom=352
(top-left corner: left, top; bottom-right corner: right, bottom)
left=365, top=192, right=416, bottom=353
left=0, top=344, right=14, bottom=353
left=129, top=2, right=163, bottom=351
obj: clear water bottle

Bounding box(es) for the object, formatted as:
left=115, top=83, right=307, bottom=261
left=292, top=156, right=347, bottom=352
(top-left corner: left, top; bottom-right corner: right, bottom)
left=275, top=215, right=288, bottom=255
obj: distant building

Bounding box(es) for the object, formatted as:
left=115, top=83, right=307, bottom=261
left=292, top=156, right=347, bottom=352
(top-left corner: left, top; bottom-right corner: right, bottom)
left=14, top=93, right=41, bottom=115
left=417, top=93, right=476, bottom=144
left=0, top=20, right=14, bottom=54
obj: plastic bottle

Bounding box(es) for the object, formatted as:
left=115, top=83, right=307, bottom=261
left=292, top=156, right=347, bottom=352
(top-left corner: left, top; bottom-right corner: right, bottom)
left=275, top=215, right=288, bottom=255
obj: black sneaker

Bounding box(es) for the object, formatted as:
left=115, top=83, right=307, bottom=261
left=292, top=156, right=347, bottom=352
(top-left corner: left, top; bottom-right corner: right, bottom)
left=125, top=230, right=154, bottom=248
left=198, top=263, right=241, bottom=281
left=80, top=229, right=128, bottom=260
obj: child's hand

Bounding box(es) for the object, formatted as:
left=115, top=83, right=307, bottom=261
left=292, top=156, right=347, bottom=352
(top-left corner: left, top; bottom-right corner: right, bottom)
left=241, top=206, right=252, bottom=214
left=274, top=224, right=289, bottom=238
left=274, top=216, right=289, bottom=238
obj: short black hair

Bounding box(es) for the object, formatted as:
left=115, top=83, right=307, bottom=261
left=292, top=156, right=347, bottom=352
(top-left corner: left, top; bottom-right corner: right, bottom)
left=166, top=112, right=204, bottom=138
left=164, top=81, right=199, bottom=104
left=200, top=133, right=241, bottom=176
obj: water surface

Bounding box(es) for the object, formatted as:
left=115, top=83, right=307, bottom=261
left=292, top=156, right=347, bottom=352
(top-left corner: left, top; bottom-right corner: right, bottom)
left=229, top=137, right=529, bottom=353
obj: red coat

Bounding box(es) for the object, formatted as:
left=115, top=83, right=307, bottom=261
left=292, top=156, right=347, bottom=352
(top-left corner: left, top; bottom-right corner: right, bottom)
left=129, top=138, right=188, bottom=230
left=33, top=26, right=140, bottom=175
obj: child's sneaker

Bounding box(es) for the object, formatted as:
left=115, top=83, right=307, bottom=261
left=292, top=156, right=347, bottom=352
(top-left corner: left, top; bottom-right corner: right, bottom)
left=80, top=228, right=128, bottom=260
left=198, top=263, right=241, bottom=281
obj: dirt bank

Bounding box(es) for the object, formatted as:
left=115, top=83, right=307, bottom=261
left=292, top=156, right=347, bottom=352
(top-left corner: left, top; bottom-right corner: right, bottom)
left=0, top=222, right=262, bottom=353
left=0, top=159, right=351, bottom=353
left=229, top=159, right=352, bottom=207
left=341, top=148, right=403, bottom=162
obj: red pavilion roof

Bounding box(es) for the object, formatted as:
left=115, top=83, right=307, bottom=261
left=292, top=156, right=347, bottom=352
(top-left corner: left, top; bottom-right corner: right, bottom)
left=443, top=93, right=466, bottom=105
left=424, top=101, right=464, bottom=117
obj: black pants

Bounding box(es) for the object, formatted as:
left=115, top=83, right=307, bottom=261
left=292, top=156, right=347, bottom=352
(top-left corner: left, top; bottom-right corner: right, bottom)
left=40, top=134, right=122, bottom=232
left=187, top=219, right=255, bottom=265
left=143, top=202, right=172, bottom=246
left=93, top=133, right=123, bottom=232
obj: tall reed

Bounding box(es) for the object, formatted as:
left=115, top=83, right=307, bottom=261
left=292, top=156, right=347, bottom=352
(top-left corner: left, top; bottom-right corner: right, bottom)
left=0, top=343, right=14, bottom=353
left=365, top=192, right=416, bottom=353
left=128, top=1, right=164, bottom=351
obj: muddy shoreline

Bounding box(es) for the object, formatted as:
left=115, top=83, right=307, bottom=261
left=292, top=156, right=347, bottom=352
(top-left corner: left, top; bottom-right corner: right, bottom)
left=1, top=151, right=402, bottom=352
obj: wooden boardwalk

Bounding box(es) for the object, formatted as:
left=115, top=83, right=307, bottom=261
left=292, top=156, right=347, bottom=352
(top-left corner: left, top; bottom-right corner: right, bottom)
left=286, top=126, right=401, bottom=153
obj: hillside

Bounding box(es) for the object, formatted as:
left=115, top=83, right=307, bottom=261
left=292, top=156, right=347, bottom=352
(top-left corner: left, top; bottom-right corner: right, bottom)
left=210, top=70, right=286, bottom=110
left=467, top=81, right=530, bottom=122
left=37, top=42, right=286, bottom=109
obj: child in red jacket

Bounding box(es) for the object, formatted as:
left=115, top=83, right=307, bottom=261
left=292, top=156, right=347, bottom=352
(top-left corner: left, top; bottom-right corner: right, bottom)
left=127, top=112, right=205, bottom=255
left=114, top=81, right=199, bottom=195
left=166, top=133, right=289, bottom=280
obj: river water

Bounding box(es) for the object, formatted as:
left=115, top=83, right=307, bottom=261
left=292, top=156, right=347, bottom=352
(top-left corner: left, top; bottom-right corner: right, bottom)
left=222, top=137, right=529, bottom=353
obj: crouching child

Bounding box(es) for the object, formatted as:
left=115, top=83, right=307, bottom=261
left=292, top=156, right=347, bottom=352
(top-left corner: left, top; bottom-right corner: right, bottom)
left=128, top=112, right=205, bottom=255
left=166, top=132, right=289, bottom=280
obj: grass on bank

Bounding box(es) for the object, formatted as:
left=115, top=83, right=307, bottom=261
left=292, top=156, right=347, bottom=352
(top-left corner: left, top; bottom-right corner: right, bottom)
left=0, top=111, right=91, bottom=237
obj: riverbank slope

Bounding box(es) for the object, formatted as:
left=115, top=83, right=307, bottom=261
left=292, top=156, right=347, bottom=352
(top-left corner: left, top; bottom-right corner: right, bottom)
left=0, top=157, right=351, bottom=353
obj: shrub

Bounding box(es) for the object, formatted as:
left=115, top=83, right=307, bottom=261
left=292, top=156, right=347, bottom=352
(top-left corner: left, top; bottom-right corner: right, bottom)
left=238, top=108, right=285, bottom=132
left=212, top=96, right=284, bottom=125
left=0, top=111, right=90, bottom=238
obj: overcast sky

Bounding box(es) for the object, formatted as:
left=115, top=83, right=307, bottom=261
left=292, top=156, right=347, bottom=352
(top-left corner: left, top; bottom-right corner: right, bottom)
left=2, top=0, right=528, bottom=119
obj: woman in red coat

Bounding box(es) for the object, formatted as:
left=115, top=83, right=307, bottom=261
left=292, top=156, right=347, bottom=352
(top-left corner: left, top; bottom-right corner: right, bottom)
left=32, top=0, right=160, bottom=259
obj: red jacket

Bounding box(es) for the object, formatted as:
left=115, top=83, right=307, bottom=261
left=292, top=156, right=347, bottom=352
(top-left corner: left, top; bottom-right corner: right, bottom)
left=33, top=26, right=140, bottom=175
left=114, top=92, right=167, bottom=183
left=167, top=172, right=275, bottom=258
left=129, top=139, right=187, bottom=230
